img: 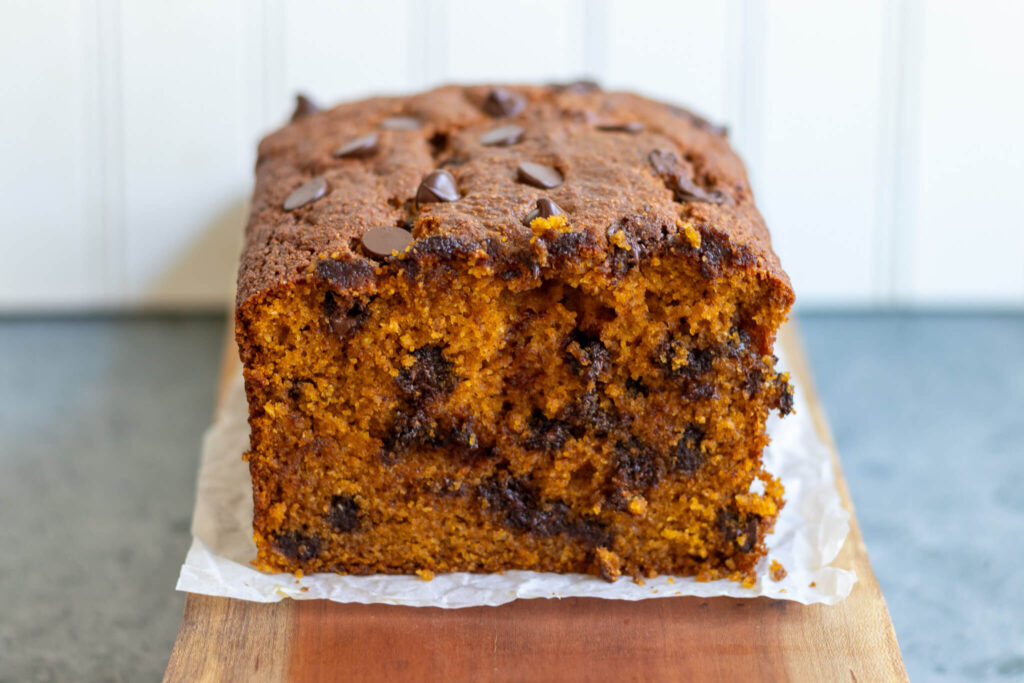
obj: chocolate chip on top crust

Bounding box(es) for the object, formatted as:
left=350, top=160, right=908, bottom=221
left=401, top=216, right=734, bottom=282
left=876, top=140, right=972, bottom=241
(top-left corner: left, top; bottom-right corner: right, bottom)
left=283, top=177, right=327, bottom=211
left=479, top=124, right=524, bottom=147
left=380, top=115, right=421, bottom=130
left=648, top=149, right=726, bottom=204
left=483, top=87, right=526, bottom=117
left=237, top=84, right=791, bottom=308
left=416, top=169, right=459, bottom=204
left=290, top=93, right=319, bottom=121
left=522, top=197, right=564, bottom=225
left=552, top=79, right=601, bottom=94
left=333, top=133, right=379, bottom=158
left=517, top=162, right=563, bottom=189
left=361, top=226, right=413, bottom=259
left=597, top=121, right=644, bottom=133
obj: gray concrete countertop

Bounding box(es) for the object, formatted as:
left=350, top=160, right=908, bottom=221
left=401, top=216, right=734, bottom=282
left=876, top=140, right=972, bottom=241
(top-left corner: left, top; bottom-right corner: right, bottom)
left=1, top=313, right=1021, bottom=681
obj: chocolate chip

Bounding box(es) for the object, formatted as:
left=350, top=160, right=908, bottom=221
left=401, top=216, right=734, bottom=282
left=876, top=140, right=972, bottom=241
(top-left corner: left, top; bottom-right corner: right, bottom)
left=552, top=79, right=601, bottom=94
left=718, top=510, right=759, bottom=553
left=673, top=425, right=705, bottom=475
left=416, top=169, right=459, bottom=204
left=333, top=133, right=378, bottom=158
left=478, top=471, right=611, bottom=546
left=480, top=124, right=524, bottom=147
left=666, top=104, right=728, bottom=137
left=396, top=345, right=457, bottom=403
left=323, top=291, right=371, bottom=338
left=380, top=115, right=421, bottom=130
left=655, top=337, right=715, bottom=380
left=274, top=531, right=321, bottom=561
left=283, top=177, right=327, bottom=211
left=523, top=410, right=573, bottom=452
left=565, top=330, right=609, bottom=381
left=775, top=377, right=795, bottom=416
left=517, top=161, right=563, bottom=189
left=326, top=495, right=360, bottom=532
left=613, top=437, right=662, bottom=491
left=648, top=150, right=725, bottom=204
left=522, top=197, right=564, bottom=225
left=597, top=121, right=644, bottom=133
left=290, top=94, right=319, bottom=121
left=315, top=258, right=375, bottom=290
left=361, top=226, right=413, bottom=258
left=483, top=88, right=526, bottom=117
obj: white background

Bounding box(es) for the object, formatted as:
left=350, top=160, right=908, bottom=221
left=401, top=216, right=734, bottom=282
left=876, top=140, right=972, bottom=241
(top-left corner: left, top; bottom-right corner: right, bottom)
left=2, top=0, right=1022, bottom=311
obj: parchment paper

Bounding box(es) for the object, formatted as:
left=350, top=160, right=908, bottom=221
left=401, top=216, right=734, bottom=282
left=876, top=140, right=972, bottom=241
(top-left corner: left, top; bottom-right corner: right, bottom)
left=176, top=349, right=856, bottom=607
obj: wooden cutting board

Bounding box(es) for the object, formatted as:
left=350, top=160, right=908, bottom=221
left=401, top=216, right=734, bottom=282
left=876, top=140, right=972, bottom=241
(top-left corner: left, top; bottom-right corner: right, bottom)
left=164, top=322, right=906, bottom=682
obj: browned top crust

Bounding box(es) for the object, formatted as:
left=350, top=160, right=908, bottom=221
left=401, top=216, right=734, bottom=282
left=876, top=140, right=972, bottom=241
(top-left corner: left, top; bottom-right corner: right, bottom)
left=236, top=84, right=790, bottom=307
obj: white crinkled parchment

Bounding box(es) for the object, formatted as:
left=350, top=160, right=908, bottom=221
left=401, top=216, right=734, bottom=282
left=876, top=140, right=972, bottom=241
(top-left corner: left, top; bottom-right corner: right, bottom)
left=177, top=349, right=856, bottom=607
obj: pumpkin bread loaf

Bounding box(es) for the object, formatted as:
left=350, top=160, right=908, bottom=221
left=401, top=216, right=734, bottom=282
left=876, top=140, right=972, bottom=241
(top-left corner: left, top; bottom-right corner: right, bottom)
left=236, top=83, right=794, bottom=584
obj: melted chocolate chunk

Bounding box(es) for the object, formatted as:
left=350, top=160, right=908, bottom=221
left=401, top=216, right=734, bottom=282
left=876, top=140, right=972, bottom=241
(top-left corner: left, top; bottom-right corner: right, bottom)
left=479, top=472, right=611, bottom=546
left=382, top=410, right=435, bottom=459
left=274, top=531, right=321, bottom=561
left=613, top=436, right=662, bottom=491
left=744, top=368, right=764, bottom=397
left=565, top=330, right=610, bottom=381
left=775, top=377, right=795, bottom=416
left=718, top=510, right=760, bottom=553
left=673, top=425, right=705, bottom=475
left=395, top=345, right=457, bottom=403
left=524, top=409, right=573, bottom=452
left=517, top=161, right=564, bottom=189
left=561, top=390, right=615, bottom=438
left=655, top=338, right=715, bottom=379
left=483, top=87, right=526, bottom=117
left=648, top=149, right=726, bottom=204
left=286, top=378, right=314, bottom=402
left=326, top=495, right=361, bottom=532
left=315, top=258, right=375, bottom=291
left=283, top=177, right=328, bottom=211
left=323, top=291, right=371, bottom=338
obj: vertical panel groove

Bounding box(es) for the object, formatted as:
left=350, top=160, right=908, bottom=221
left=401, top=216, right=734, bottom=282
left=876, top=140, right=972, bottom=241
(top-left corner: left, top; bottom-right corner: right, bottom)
left=97, top=0, right=125, bottom=304
left=889, top=0, right=922, bottom=304
left=735, top=0, right=765, bottom=189
left=876, top=0, right=922, bottom=304
left=407, top=0, right=448, bottom=87
left=583, top=0, right=607, bottom=80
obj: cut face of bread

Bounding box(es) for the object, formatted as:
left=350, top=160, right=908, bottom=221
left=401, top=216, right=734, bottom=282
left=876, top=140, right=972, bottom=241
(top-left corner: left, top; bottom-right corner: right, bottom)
left=236, top=84, right=794, bottom=583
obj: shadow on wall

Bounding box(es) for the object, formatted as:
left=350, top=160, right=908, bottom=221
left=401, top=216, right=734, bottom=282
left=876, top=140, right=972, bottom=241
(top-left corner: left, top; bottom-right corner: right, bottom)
left=143, top=197, right=248, bottom=311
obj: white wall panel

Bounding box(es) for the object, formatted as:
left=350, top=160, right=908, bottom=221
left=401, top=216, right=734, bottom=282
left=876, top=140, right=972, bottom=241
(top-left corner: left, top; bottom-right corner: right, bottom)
left=441, top=0, right=587, bottom=84
left=1, top=0, right=1022, bottom=311
left=120, top=0, right=251, bottom=306
left=603, top=0, right=733, bottom=128
left=905, top=0, right=1024, bottom=305
left=276, top=0, right=414, bottom=123
left=758, top=0, right=886, bottom=306
left=0, top=1, right=94, bottom=309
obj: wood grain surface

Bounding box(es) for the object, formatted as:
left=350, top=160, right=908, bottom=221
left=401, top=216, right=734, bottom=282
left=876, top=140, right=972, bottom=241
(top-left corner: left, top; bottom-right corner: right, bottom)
left=164, top=322, right=907, bottom=682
